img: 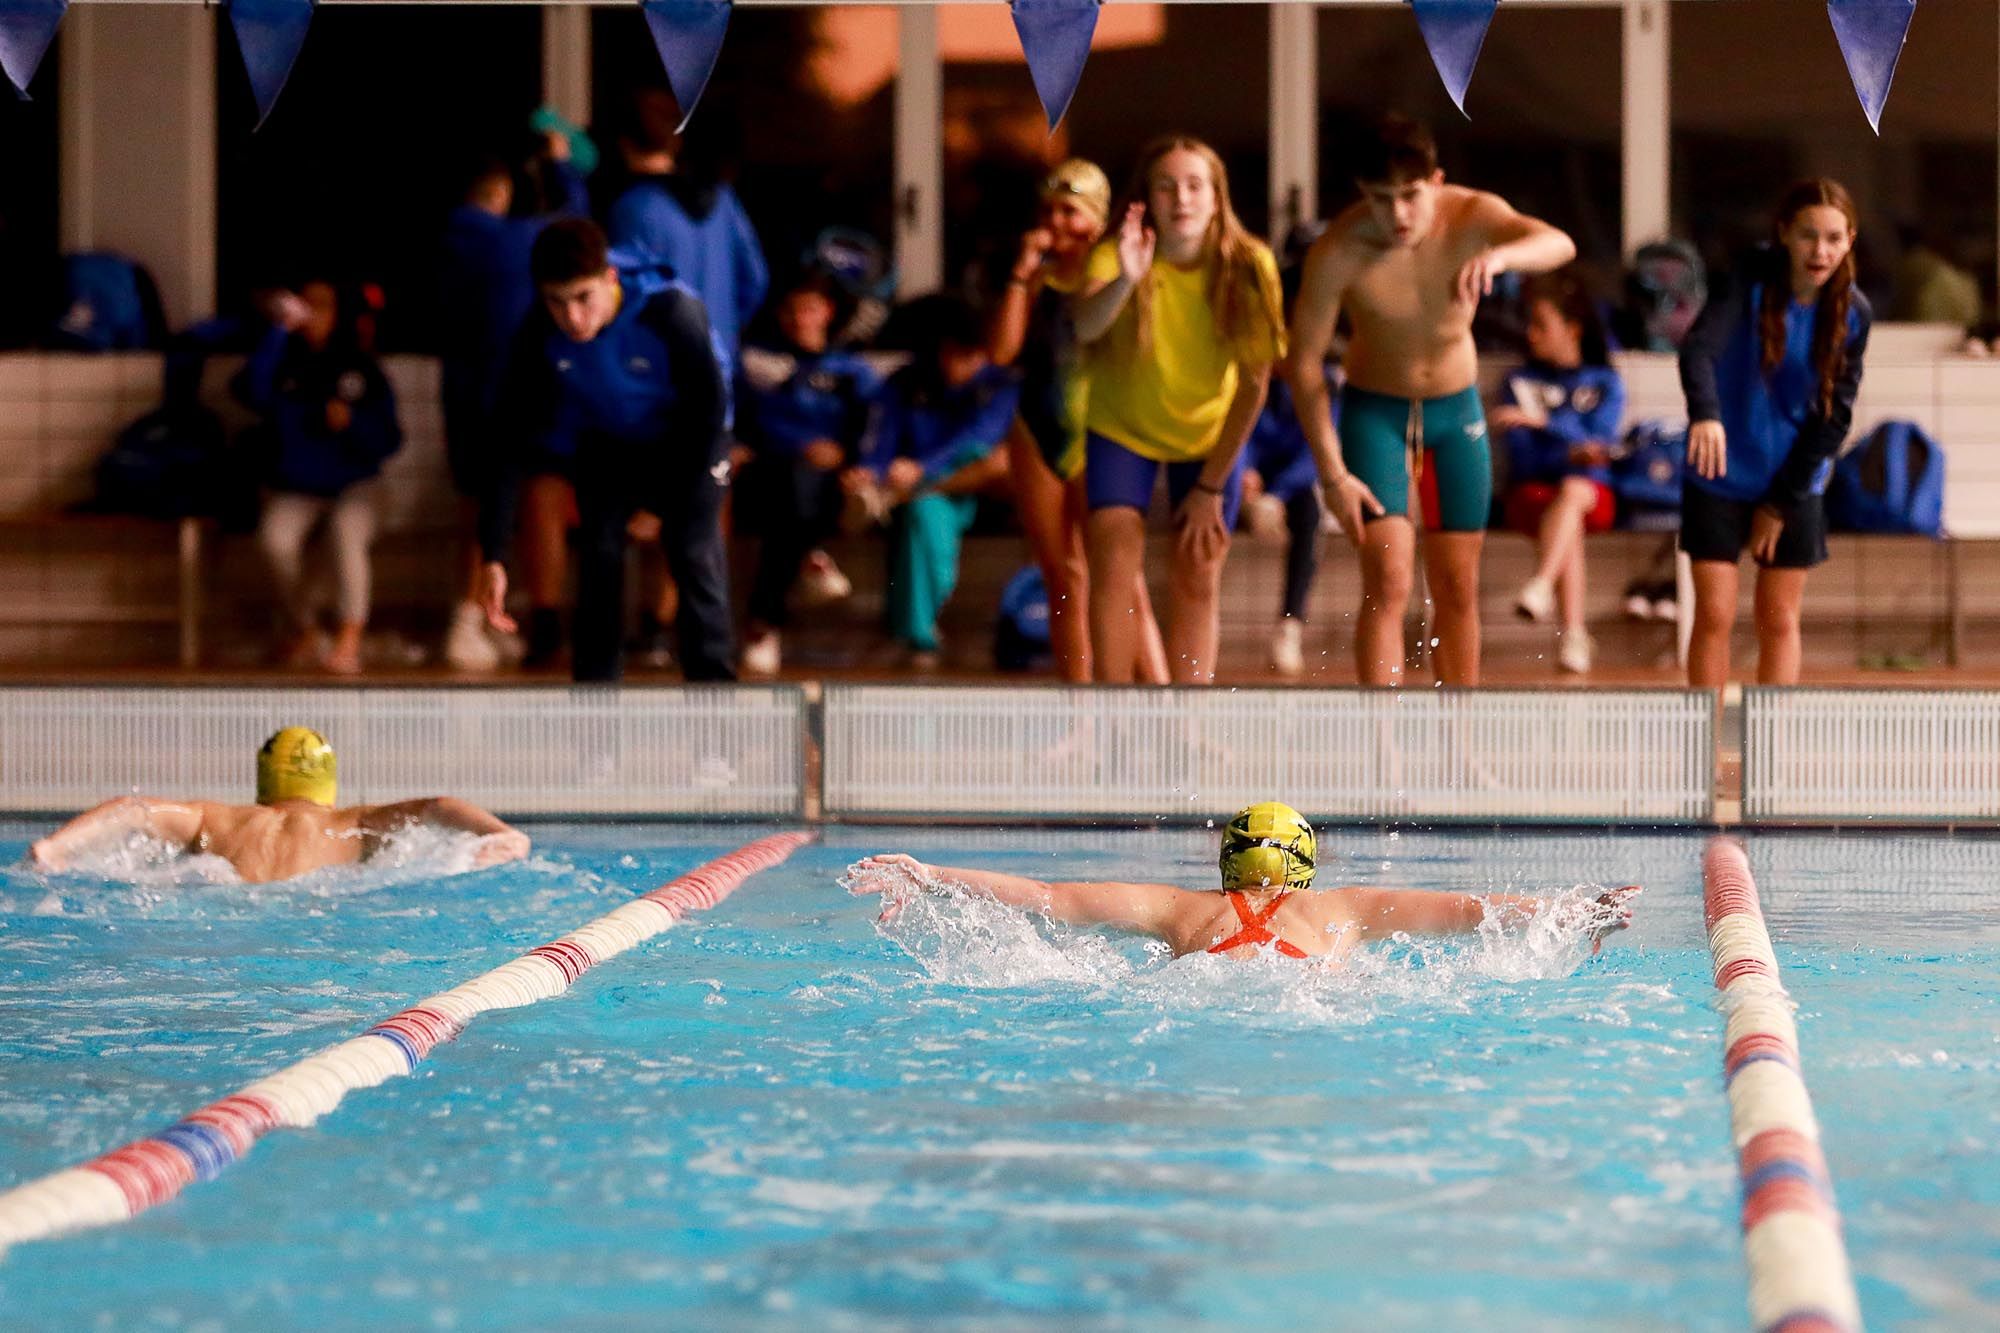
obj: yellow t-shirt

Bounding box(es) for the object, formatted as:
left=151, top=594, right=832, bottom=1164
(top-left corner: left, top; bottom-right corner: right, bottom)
left=1084, top=239, right=1286, bottom=462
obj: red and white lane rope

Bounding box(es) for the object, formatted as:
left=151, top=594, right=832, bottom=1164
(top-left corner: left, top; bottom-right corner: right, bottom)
left=1703, top=837, right=1862, bottom=1333
left=0, top=831, right=814, bottom=1252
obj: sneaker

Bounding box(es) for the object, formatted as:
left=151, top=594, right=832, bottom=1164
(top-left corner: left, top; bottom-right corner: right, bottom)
left=1623, top=591, right=1656, bottom=621
left=1269, top=618, right=1305, bottom=677
left=840, top=486, right=888, bottom=535
left=445, top=601, right=502, bottom=671
left=1558, top=628, right=1595, bottom=674
left=628, top=615, right=675, bottom=670
left=1243, top=493, right=1289, bottom=543
left=797, top=550, right=853, bottom=607
left=742, top=629, right=781, bottom=676
left=1514, top=576, right=1556, bottom=624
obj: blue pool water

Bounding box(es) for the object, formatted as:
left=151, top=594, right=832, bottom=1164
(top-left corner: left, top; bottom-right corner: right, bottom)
left=0, top=824, right=1995, bottom=1329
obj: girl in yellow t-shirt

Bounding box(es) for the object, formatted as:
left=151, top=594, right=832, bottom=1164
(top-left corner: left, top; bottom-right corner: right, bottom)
left=1072, top=136, right=1287, bottom=684
left=987, top=159, right=1167, bottom=684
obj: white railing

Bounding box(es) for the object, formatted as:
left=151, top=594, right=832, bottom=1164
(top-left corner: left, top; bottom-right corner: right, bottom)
left=0, top=686, right=808, bottom=817
left=1743, top=687, right=2000, bottom=823
left=822, top=685, right=1714, bottom=824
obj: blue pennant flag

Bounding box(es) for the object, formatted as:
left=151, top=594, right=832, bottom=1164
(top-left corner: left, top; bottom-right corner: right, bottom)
left=1827, top=0, right=1916, bottom=133
left=0, top=0, right=66, bottom=96
left=1011, top=0, right=1099, bottom=131
left=230, top=0, right=315, bottom=128
left=640, top=0, right=732, bottom=132
left=1408, top=0, right=1497, bottom=115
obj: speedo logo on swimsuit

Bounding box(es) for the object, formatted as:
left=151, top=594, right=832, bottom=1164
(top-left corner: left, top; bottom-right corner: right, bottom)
left=1465, top=421, right=1487, bottom=439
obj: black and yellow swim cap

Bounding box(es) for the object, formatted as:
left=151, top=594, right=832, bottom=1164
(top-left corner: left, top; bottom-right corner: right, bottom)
left=256, top=727, right=337, bottom=807
left=1218, top=801, right=1316, bottom=890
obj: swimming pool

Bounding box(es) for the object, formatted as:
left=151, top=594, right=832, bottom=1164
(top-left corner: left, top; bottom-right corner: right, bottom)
left=1, top=824, right=1993, bottom=1329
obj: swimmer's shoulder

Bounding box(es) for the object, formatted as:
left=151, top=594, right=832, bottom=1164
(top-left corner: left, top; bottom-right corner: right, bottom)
left=1312, top=205, right=1381, bottom=266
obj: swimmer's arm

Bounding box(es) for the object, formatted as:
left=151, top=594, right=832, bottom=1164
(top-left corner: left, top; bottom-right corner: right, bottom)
left=28, top=797, right=203, bottom=870
left=1468, top=193, right=1575, bottom=277
left=851, top=856, right=1179, bottom=935
left=1287, top=228, right=1358, bottom=487
left=1338, top=885, right=1638, bottom=942
left=358, top=798, right=530, bottom=867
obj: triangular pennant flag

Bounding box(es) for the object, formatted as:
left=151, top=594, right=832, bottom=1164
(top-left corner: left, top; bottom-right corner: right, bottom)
left=640, top=0, right=732, bottom=132
left=1827, top=0, right=1916, bottom=133
left=0, top=0, right=66, bottom=96
left=1011, top=0, right=1100, bottom=131
left=229, top=0, right=315, bottom=129
left=1408, top=0, right=1497, bottom=115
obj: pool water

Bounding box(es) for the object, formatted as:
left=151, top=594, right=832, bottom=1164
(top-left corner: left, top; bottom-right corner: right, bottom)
left=0, top=824, right=1994, bottom=1330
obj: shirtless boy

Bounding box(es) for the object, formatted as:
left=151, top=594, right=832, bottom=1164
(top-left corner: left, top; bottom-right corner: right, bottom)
left=28, top=727, right=530, bottom=884
left=1288, top=115, right=1576, bottom=684
left=847, top=801, right=1637, bottom=963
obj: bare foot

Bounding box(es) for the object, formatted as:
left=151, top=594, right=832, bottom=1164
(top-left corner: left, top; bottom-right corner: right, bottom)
left=325, top=623, right=365, bottom=676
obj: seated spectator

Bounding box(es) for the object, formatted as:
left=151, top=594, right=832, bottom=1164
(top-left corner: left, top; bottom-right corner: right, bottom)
left=847, top=298, right=1017, bottom=667
left=236, top=279, right=402, bottom=675
left=1241, top=364, right=1336, bottom=677
left=1492, top=271, right=1625, bottom=674
left=735, top=271, right=882, bottom=676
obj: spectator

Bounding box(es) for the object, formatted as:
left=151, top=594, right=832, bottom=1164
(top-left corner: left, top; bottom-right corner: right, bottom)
left=988, top=159, right=1167, bottom=685
left=477, top=219, right=734, bottom=683
left=1241, top=363, right=1335, bottom=677
left=1890, top=223, right=1981, bottom=328
left=1494, top=270, right=1626, bottom=675
left=1680, top=178, right=1872, bottom=688
left=735, top=270, right=882, bottom=676
left=237, top=279, right=402, bottom=675
left=437, top=135, right=587, bottom=671
left=1073, top=136, right=1286, bottom=684
left=848, top=297, right=1017, bottom=667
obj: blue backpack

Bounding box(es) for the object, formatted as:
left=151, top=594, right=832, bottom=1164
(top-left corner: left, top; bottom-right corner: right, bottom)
left=1611, top=419, right=1687, bottom=513
left=993, top=566, right=1052, bottom=672
left=47, top=253, right=166, bottom=352
left=1828, top=420, right=1945, bottom=537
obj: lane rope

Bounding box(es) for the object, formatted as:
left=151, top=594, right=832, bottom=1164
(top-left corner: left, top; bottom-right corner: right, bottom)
left=0, top=830, right=815, bottom=1252
left=1703, top=837, right=1862, bottom=1333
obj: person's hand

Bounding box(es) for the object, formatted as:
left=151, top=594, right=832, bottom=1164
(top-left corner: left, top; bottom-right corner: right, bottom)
left=1749, top=505, right=1785, bottom=564
left=1487, top=405, right=1535, bottom=432
left=802, top=439, right=846, bottom=472
left=1012, top=227, right=1053, bottom=283
left=1587, top=884, right=1641, bottom=955
left=471, top=830, right=531, bottom=868
left=626, top=510, right=662, bottom=542
left=842, top=852, right=932, bottom=923
left=1456, top=247, right=1504, bottom=305
left=1175, top=486, right=1230, bottom=563
left=477, top=561, right=516, bottom=634
left=542, top=129, right=570, bottom=163
left=884, top=457, right=924, bottom=500
left=1115, top=202, right=1155, bottom=284
left=1321, top=472, right=1386, bottom=546
left=1688, top=420, right=1728, bottom=481
left=324, top=400, right=352, bottom=433
left=840, top=466, right=874, bottom=495
left=28, top=838, right=63, bottom=872
left=1569, top=442, right=1611, bottom=468
left=268, top=291, right=310, bottom=331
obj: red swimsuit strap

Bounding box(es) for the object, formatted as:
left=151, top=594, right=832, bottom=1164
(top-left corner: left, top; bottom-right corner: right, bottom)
left=1207, top=891, right=1308, bottom=958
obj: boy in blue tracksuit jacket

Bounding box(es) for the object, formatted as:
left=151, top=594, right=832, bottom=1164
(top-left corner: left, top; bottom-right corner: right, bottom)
left=477, top=219, right=734, bottom=683
left=235, top=279, right=402, bottom=674
left=1677, top=182, right=1872, bottom=688
left=850, top=304, right=1018, bottom=658
left=735, top=272, right=882, bottom=669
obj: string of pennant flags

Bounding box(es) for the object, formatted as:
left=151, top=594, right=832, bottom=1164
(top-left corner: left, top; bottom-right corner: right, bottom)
left=0, top=1, right=1925, bottom=136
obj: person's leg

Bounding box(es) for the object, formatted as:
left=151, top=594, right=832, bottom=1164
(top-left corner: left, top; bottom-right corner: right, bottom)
left=657, top=467, right=737, bottom=682
left=1083, top=433, right=1161, bottom=683
left=1053, top=473, right=1095, bottom=682
left=1687, top=561, right=1741, bottom=688
left=1280, top=485, right=1323, bottom=622
left=569, top=477, right=631, bottom=684
left=1557, top=539, right=1586, bottom=634
left=322, top=483, right=378, bottom=675
left=744, top=458, right=813, bottom=633
left=1162, top=454, right=1246, bottom=684
left=1418, top=387, right=1495, bottom=686
left=1532, top=477, right=1597, bottom=587
left=886, top=492, right=975, bottom=655
left=1752, top=567, right=1809, bottom=685
left=519, top=472, right=575, bottom=666
left=1422, top=530, right=1486, bottom=685
left=1355, top=518, right=1416, bottom=685
left=1010, top=422, right=1091, bottom=681
left=258, top=492, right=323, bottom=662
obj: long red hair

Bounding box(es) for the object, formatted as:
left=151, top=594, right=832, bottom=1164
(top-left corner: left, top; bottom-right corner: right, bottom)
left=1760, top=178, right=1858, bottom=414
left=1122, top=136, right=1283, bottom=359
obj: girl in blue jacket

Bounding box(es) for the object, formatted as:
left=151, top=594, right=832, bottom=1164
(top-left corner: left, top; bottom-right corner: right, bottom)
left=1492, top=270, right=1625, bottom=673
left=237, top=279, right=402, bottom=674
left=1679, top=178, right=1872, bottom=687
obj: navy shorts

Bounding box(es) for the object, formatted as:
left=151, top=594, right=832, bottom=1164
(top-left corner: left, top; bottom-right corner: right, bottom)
left=1084, top=432, right=1246, bottom=529
left=1679, top=482, right=1828, bottom=570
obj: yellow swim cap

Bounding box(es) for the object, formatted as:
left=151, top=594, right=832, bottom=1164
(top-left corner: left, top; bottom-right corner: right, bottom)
left=256, top=727, right=337, bottom=807
left=1219, top=801, right=1316, bottom=890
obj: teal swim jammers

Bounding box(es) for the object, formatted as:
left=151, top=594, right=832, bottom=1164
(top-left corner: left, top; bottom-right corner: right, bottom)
left=1338, top=384, right=1491, bottom=532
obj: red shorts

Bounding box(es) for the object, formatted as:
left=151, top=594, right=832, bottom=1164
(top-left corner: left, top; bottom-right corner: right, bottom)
left=1505, top=479, right=1616, bottom=536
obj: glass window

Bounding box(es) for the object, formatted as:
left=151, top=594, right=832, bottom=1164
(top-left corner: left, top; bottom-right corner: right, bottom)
left=217, top=5, right=543, bottom=348
left=1672, top=0, right=1998, bottom=316
left=0, top=42, right=60, bottom=348
left=1316, top=4, right=1623, bottom=273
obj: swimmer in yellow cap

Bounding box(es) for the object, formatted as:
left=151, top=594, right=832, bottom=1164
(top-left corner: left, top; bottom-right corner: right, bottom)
left=28, top=727, right=529, bottom=883
left=848, top=801, right=1636, bottom=962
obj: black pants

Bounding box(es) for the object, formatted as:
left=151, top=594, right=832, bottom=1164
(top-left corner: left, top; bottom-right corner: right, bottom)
left=572, top=455, right=736, bottom=683
left=741, top=454, right=842, bottom=628
left=1280, top=486, right=1323, bottom=621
